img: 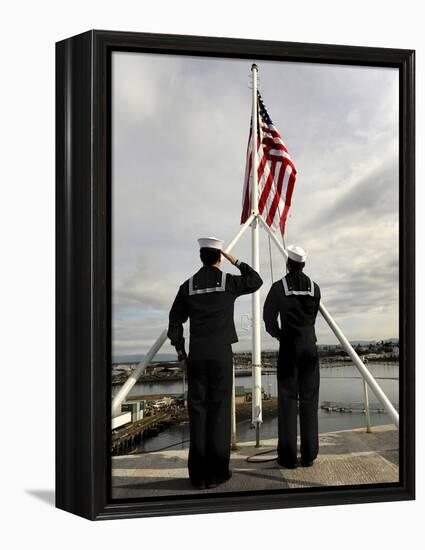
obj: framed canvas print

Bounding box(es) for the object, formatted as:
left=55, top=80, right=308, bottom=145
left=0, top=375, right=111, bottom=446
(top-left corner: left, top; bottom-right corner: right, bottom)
left=55, top=30, right=415, bottom=520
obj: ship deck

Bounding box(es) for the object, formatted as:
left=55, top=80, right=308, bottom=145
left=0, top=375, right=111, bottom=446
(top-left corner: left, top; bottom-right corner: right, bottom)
left=111, top=424, right=399, bottom=499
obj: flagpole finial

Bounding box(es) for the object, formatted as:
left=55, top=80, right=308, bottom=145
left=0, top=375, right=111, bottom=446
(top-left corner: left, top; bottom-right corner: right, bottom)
left=251, top=63, right=258, bottom=71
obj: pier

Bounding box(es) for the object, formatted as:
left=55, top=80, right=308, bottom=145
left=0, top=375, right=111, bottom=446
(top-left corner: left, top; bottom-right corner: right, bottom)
left=320, top=401, right=399, bottom=414
left=111, top=398, right=279, bottom=455
left=112, top=411, right=187, bottom=455
left=111, top=424, right=398, bottom=498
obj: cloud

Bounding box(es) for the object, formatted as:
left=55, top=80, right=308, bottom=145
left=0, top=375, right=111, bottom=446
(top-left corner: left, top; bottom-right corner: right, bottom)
left=111, top=53, right=399, bottom=354
left=306, top=158, right=398, bottom=231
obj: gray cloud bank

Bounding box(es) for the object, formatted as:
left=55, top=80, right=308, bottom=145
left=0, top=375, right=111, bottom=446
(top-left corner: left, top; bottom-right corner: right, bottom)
left=112, top=53, right=398, bottom=356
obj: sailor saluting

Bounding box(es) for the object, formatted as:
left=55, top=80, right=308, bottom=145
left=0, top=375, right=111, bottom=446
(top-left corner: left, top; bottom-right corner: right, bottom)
left=263, top=244, right=321, bottom=469
left=167, top=237, right=263, bottom=489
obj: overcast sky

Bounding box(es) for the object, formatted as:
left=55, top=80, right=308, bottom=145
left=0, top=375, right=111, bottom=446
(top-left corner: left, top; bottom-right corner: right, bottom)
left=112, top=52, right=399, bottom=357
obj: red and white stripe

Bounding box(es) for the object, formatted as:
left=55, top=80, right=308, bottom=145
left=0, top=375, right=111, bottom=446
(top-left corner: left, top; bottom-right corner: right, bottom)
left=240, top=101, right=297, bottom=235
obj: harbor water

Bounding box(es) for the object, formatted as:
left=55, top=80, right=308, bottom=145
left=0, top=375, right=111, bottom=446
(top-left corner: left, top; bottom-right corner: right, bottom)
left=112, top=361, right=399, bottom=453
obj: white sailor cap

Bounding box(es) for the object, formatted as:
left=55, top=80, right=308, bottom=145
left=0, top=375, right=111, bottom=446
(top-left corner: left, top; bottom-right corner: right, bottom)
left=287, top=244, right=307, bottom=263
left=197, top=237, right=224, bottom=250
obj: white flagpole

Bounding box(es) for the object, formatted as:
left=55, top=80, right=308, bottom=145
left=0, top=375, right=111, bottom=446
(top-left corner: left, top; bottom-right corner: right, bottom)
left=251, top=63, right=263, bottom=446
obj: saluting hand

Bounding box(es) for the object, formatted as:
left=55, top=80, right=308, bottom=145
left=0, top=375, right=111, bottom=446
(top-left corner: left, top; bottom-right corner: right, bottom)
left=221, top=250, right=237, bottom=265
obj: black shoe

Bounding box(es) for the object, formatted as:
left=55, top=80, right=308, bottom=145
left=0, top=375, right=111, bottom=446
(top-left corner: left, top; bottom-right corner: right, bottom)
left=206, top=470, right=232, bottom=489
left=301, top=459, right=314, bottom=467
left=277, top=459, right=297, bottom=469
left=190, top=479, right=206, bottom=490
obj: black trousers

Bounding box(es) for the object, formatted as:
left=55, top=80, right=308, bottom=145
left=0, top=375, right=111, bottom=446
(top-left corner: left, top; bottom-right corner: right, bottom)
left=186, top=344, right=233, bottom=484
left=277, top=345, right=320, bottom=464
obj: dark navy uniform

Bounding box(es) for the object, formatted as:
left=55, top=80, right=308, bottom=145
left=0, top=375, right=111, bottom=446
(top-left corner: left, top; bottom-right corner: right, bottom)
left=168, top=260, right=262, bottom=486
left=263, top=270, right=321, bottom=465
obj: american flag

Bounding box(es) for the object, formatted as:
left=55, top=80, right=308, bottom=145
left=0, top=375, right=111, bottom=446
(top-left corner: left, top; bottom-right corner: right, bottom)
left=240, top=92, right=297, bottom=234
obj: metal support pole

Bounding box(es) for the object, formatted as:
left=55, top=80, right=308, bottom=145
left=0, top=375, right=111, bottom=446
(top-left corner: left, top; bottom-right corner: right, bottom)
left=111, top=328, right=168, bottom=417
left=258, top=214, right=399, bottom=427
left=251, top=63, right=262, bottom=446
left=252, top=213, right=263, bottom=447
left=231, top=361, right=238, bottom=450
left=363, top=379, right=371, bottom=433
left=320, top=303, right=399, bottom=427
left=258, top=214, right=288, bottom=261
left=224, top=212, right=256, bottom=254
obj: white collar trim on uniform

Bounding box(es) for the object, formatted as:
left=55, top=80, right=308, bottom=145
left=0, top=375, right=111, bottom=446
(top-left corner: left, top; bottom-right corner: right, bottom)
left=189, top=271, right=226, bottom=295
left=282, top=275, right=314, bottom=297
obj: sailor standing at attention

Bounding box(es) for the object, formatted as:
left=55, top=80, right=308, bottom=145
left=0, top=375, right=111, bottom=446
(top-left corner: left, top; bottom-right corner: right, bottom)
left=167, top=237, right=262, bottom=489
left=263, top=245, right=321, bottom=469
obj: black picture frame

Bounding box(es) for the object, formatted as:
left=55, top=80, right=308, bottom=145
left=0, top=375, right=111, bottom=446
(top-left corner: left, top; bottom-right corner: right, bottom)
left=55, top=29, right=415, bottom=520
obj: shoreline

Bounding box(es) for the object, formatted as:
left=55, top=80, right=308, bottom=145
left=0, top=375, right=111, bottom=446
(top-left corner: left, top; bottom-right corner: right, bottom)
left=112, top=359, right=399, bottom=385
